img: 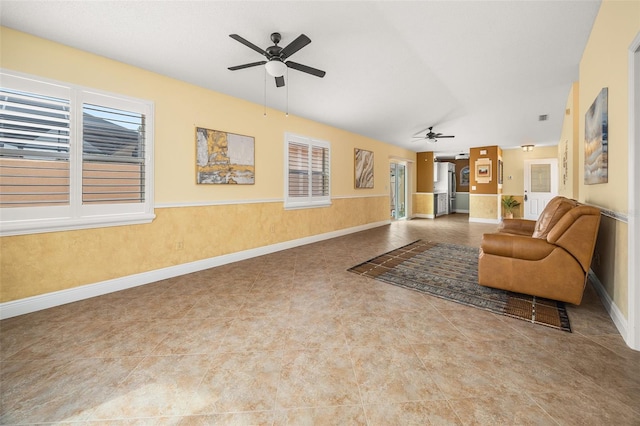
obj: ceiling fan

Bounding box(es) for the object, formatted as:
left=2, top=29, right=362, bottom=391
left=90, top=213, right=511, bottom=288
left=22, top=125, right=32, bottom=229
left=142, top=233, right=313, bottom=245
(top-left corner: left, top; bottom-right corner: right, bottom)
left=412, top=127, right=455, bottom=142
left=228, top=32, right=326, bottom=88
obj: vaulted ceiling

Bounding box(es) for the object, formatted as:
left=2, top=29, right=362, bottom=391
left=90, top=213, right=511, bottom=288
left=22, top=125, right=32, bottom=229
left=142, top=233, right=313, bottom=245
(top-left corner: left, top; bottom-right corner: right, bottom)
left=0, top=1, right=601, bottom=156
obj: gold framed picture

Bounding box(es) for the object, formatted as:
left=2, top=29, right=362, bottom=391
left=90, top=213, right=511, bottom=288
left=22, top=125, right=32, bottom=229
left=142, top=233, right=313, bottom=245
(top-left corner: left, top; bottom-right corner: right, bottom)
left=196, top=127, right=255, bottom=184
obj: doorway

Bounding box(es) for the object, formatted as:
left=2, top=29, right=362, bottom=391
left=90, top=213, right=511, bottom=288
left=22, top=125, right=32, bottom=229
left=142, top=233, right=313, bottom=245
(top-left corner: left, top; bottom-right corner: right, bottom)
left=523, top=158, right=558, bottom=220
left=628, top=32, right=640, bottom=350
left=390, top=162, right=406, bottom=220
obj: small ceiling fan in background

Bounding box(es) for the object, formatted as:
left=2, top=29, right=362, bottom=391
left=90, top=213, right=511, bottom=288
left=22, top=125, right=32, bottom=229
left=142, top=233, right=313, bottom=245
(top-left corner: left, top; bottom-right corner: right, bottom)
left=412, top=127, right=455, bottom=143
left=228, top=32, right=326, bottom=87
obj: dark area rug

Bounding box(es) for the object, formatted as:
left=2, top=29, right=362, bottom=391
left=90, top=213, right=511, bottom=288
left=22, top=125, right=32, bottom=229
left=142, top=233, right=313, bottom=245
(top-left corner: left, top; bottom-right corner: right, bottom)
left=348, top=240, right=571, bottom=332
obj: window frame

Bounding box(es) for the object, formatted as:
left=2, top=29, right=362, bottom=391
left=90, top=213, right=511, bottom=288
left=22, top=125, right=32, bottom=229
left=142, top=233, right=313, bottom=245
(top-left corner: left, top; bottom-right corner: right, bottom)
left=0, top=70, right=155, bottom=236
left=284, top=132, right=331, bottom=210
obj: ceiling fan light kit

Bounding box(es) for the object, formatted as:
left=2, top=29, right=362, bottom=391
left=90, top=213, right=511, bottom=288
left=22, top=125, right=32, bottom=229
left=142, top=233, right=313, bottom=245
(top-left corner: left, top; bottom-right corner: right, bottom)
left=265, top=59, right=287, bottom=77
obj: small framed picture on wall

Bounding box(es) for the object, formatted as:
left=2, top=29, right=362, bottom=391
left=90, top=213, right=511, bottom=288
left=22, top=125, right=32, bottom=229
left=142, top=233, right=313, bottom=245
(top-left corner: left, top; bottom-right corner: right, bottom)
left=475, top=158, right=492, bottom=183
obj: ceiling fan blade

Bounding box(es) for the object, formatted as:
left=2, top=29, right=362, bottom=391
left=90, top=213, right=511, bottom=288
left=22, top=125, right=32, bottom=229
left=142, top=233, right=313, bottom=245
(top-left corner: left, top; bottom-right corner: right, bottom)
left=228, top=61, right=266, bottom=71
left=280, top=34, right=311, bottom=59
left=438, top=135, right=455, bottom=138
left=229, top=34, right=267, bottom=56
left=286, top=61, right=326, bottom=78
left=275, top=76, right=285, bottom=88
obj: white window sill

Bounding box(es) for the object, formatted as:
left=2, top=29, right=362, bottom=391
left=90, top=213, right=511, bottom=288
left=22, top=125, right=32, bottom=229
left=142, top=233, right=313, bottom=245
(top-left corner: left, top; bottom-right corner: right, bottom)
left=284, top=201, right=332, bottom=210
left=0, top=213, right=156, bottom=237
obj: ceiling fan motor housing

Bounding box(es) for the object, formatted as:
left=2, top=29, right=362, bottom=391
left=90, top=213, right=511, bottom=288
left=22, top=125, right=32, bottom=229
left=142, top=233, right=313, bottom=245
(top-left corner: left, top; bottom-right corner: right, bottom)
left=270, top=32, right=282, bottom=45
left=266, top=45, right=282, bottom=58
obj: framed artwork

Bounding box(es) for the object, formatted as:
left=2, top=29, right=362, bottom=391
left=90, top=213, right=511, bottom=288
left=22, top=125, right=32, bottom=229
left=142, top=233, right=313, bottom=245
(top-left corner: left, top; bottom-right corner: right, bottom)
left=562, top=139, right=569, bottom=187
left=475, top=158, right=492, bottom=183
left=196, top=127, right=255, bottom=184
left=498, top=160, right=503, bottom=185
left=354, top=148, right=374, bottom=188
left=584, top=87, right=608, bottom=185
left=460, top=165, right=470, bottom=187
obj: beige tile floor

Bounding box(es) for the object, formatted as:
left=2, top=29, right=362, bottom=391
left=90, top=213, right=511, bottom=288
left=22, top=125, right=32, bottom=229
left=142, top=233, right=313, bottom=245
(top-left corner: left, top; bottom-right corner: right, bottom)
left=1, top=215, right=639, bottom=425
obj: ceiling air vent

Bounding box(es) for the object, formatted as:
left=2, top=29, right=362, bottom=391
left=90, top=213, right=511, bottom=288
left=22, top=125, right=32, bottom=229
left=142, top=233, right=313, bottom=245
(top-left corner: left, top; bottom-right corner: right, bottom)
left=538, top=114, right=548, bottom=121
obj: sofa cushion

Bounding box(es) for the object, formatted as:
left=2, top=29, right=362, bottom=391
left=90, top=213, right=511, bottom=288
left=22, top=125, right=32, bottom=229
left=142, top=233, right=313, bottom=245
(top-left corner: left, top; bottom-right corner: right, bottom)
left=531, top=196, right=577, bottom=239
left=498, top=218, right=537, bottom=236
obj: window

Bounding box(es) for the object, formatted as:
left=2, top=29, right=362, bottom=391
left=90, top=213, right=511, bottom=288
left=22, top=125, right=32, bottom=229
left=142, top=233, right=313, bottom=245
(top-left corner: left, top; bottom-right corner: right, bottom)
left=0, top=71, right=154, bottom=236
left=284, top=133, right=330, bottom=209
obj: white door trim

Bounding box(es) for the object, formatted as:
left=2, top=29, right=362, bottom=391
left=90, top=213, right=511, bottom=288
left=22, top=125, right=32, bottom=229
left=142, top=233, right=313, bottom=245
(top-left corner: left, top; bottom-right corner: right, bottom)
left=390, top=160, right=410, bottom=221
left=627, top=31, right=640, bottom=350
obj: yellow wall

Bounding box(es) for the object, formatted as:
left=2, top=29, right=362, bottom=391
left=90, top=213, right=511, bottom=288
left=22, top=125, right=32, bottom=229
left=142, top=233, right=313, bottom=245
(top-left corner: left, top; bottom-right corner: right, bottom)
left=469, top=195, right=499, bottom=220
left=558, top=82, right=580, bottom=198
left=501, top=145, right=560, bottom=197
left=575, top=0, right=639, bottom=317
left=499, top=145, right=565, bottom=219
left=579, top=1, right=637, bottom=213
left=413, top=193, right=434, bottom=217
left=0, top=27, right=415, bottom=302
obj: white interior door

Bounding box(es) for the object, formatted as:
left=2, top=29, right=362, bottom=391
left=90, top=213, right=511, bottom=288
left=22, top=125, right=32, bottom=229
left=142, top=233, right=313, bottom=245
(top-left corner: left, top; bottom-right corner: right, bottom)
left=524, top=158, right=558, bottom=220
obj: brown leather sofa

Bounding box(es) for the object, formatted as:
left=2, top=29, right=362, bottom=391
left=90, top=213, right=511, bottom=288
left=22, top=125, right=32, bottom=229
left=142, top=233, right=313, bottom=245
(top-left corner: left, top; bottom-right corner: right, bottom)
left=478, top=196, right=601, bottom=305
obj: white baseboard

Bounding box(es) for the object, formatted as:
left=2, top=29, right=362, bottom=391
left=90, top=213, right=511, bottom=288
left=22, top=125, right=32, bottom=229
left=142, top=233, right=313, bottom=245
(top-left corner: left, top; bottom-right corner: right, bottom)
left=413, top=214, right=435, bottom=219
left=468, top=217, right=500, bottom=224
left=0, top=220, right=390, bottom=320
left=454, top=209, right=469, bottom=213
left=588, top=270, right=629, bottom=342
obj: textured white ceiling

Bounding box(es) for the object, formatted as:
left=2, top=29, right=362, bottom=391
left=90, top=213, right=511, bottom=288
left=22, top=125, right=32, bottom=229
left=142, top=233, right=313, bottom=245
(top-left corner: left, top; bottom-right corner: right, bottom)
left=0, top=1, right=601, bottom=156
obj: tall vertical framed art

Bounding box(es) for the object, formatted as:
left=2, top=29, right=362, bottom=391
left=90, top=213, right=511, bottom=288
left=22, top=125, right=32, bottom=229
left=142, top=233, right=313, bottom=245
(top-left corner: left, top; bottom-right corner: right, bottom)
left=354, top=148, right=374, bottom=188
left=584, top=88, right=608, bottom=185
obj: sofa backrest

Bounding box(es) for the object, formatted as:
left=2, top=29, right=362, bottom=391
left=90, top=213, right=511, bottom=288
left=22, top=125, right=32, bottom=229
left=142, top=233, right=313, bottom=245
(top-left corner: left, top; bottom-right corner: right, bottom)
left=546, top=205, right=602, bottom=272
left=532, top=196, right=578, bottom=239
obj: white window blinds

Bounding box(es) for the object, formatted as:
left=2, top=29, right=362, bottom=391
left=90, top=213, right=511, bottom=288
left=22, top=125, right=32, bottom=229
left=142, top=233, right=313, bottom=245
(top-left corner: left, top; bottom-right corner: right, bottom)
left=0, top=87, right=71, bottom=208
left=0, top=70, right=155, bottom=236
left=288, top=142, right=310, bottom=198
left=285, top=133, right=330, bottom=209
left=82, top=103, right=146, bottom=204
left=311, top=145, right=329, bottom=197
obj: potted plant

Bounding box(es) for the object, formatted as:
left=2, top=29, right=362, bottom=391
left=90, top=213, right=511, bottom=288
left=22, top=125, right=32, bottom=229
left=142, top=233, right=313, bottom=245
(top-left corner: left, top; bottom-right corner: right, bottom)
left=502, top=195, right=521, bottom=219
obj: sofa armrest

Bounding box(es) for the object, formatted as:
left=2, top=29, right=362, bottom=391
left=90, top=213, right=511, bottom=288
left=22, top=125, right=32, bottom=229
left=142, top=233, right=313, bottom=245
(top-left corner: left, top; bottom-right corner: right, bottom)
left=499, top=219, right=536, bottom=236
left=480, top=233, right=556, bottom=261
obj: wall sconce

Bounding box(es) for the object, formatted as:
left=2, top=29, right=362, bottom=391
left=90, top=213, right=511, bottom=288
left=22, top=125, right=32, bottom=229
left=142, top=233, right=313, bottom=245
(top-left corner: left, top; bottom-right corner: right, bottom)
left=521, top=145, right=534, bottom=152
